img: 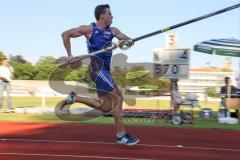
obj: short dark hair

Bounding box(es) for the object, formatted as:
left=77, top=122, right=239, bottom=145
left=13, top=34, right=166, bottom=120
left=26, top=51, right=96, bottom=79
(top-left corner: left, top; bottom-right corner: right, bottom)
left=225, top=77, right=230, bottom=83
left=94, top=4, right=110, bottom=21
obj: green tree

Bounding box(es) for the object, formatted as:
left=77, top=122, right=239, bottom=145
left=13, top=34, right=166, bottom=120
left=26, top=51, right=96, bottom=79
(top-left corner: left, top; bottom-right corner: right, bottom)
left=221, top=68, right=232, bottom=72
left=126, top=70, right=150, bottom=86
left=55, top=56, right=67, bottom=65
left=205, top=87, right=219, bottom=97
left=124, top=66, right=170, bottom=95
left=129, top=65, right=145, bottom=71
left=13, top=63, right=38, bottom=80
left=155, top=78, right=170, bottom=91
left=34, top=56, right=57, bottom=80
left=9, top=55, right=38, bottom=80
left=0, top=51, right=7, bottom=62
left=9, top=55, right=27, bottom=64
left=65, top=67, right=88, bottom=81
left=111, top=69, right=128, bottom=88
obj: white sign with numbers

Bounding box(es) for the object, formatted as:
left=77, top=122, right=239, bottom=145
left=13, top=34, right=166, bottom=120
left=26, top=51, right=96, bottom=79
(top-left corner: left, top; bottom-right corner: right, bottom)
left=153, top=48, right=190, bottom=79
left=166, top=34, right=178, bottom=48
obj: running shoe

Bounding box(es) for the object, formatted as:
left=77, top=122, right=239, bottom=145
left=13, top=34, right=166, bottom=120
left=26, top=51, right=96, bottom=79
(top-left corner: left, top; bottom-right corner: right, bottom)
left=60, top=91, right=76, bottom=110
left=116, top=133, right=140, bottom=146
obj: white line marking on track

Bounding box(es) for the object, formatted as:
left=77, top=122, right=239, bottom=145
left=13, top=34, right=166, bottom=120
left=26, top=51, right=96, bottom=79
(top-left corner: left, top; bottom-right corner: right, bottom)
left=1, top=138, right=240, bottom=152
left=0, top=152, right=153, bottom=160
left=176, top=145, right=184, bottom=148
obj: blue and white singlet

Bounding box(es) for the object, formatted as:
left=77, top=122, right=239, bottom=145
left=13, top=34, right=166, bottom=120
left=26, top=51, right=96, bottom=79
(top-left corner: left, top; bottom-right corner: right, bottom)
left=87, top=22, right=116, bottom=96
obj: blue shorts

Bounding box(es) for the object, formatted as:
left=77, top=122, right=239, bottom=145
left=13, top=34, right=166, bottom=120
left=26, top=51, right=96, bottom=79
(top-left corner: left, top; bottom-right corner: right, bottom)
left=90, top=69, right=116, bottom=96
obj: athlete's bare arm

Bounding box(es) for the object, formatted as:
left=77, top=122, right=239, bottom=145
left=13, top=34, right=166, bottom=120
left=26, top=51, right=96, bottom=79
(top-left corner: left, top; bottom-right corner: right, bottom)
left=62, top=25, right=92, bottom=58
left=111, top=27, right=134, bottom=48
left=111, top=27, right=131, bottom=40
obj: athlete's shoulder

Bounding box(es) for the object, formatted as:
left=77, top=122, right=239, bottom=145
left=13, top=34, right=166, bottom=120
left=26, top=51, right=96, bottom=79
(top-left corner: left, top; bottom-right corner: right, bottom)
left=79, top=24, right=92, bottom=33
left=74, top=24, right=92, bottom=38
left=110, top=27, right=120, bottom=36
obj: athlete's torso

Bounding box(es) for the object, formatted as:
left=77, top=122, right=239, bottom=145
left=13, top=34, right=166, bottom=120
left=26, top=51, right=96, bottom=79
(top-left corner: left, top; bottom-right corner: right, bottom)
left=87, top=23, right=114, bottom=71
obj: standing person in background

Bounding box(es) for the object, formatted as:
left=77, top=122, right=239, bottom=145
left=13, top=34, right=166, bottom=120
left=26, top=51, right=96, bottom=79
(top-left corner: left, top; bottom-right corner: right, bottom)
left=220, top=76, right=238, bottom=117
left=220, top=77, right=237, bottom=98
left=171, top=79, right=184, bottom=114
left=220, top=76, right=237, bottom=107
left=0, top=58, right=14, bottom=112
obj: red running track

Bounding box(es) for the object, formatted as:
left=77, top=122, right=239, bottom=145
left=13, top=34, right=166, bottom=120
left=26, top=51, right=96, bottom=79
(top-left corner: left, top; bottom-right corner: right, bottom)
left=0, top=122, right=239, bottom=160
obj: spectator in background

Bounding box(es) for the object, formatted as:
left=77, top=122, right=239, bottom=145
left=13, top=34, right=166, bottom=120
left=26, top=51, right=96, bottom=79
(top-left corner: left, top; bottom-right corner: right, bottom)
left=0, top=58, right=14, bottom=112
left=220, top=77, right=239, bottom=118
left=220, top=77, right=237, bottom=99
left=171, top=79, right=184, bottom=113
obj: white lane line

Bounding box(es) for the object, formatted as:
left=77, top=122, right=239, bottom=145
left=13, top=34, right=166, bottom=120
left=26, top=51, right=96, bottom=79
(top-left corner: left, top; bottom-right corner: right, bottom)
left=141, top=143, right=240, bottom=152
left=0, top=152, right=153, bottom=160
left=1, top=138, right=240, bottom=152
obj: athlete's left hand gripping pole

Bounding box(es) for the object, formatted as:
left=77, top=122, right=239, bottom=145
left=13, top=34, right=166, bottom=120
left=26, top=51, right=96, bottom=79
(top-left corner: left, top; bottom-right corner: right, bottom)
left=59, top=42, right=118, bottom=68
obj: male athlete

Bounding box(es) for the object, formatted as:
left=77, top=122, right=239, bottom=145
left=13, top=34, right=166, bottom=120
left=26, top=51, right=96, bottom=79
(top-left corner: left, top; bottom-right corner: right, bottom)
left=61, top=4, right=139, bottom=146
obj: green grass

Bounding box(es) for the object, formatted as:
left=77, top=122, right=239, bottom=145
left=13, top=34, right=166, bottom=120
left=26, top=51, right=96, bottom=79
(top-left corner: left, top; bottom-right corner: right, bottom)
left=92, top=115, right=240, bottom=130
left=1, top=96, right=221, bottom=111
left=0, top=113, right=239, bottom=130
left=2, top=97, right=84, bottom=108
left=10, top=97, right=63, bottom=108
left=0, top=113, right=61, bottom=123
left=0, top=96, right=239, bottom=130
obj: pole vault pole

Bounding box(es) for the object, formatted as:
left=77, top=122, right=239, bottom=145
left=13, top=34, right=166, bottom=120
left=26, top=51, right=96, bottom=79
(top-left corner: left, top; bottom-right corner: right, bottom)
left=132, top=3, right=240, bottom=43
left=57, top=3, right=240, bottom=66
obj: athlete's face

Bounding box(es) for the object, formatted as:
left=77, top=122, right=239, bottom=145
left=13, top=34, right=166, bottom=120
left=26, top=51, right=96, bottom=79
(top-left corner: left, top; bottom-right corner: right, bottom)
left=102, top=8, right=113, bottom=26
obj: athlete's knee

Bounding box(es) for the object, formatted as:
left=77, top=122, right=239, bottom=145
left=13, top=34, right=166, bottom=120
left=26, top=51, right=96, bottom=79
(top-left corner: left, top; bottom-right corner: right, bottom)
left=112, top=95, right=123, bottom=107
left=98, top=101, right=112, bottom=113
left=118, top=95, right=124, bottom=103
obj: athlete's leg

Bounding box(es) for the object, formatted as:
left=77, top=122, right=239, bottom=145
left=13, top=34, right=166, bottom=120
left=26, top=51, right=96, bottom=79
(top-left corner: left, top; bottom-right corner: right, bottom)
left=110, top=87, right=125, bottom=135
left=70, top=87, right=125, bottom=134
left=61, top=87, right=139, bottom=145
left=60, top=68, right=139, bottom=145
left=72, top=91, right=115, bottom=112
left=74, top=95, right=101, bottom=109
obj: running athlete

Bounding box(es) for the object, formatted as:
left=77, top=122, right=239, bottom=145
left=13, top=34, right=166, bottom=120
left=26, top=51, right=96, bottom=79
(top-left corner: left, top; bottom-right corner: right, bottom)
left=61, top=4, right=139, bottom=146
